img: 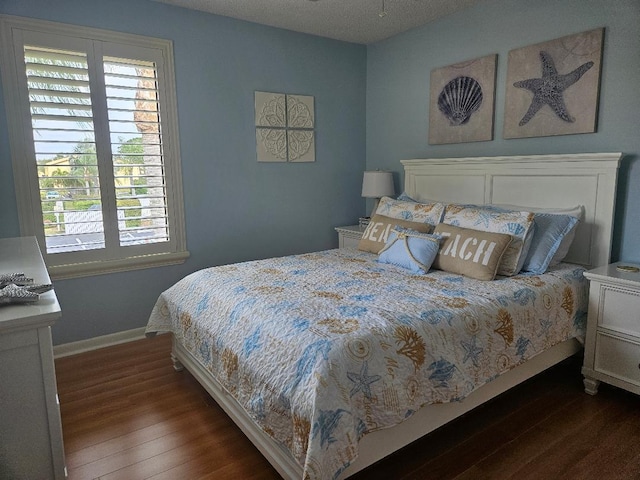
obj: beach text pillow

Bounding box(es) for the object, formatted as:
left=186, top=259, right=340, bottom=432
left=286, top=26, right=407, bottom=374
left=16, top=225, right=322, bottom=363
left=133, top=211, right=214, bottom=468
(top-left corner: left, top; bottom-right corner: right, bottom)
left=358, top=214, right=433, bottom=254
left=432, top=223, right=512, bottom=281
left=442, top=204, right=534, bottom=276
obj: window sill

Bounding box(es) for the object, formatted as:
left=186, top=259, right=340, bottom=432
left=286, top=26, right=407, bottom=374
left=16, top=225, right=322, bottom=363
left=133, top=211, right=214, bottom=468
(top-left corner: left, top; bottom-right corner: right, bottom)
left=49, top=250, right=190, bottom=280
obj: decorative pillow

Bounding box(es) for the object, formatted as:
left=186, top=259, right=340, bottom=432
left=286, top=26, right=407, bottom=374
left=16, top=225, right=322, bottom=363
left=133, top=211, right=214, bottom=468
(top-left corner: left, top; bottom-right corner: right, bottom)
left=520, top=213, right=580, bottom=274
left=549, top=226, right=578, bottom=265
left=443, top=204, right=535, bottom=276
left=378, top=227, right=442, bottom=274
left=495, top=204, right=583, bottom=218
left=446, top=203, right=538, bottom=273
left=432, top=224, right=512, bottom=281
left=358, top=214, right=433, bottom=254
left=375, top=196, right=445, bottom=226
left=494, top=204, right=583, bottom=269
left=396, top=192, right=440, bottom=205
left=547, top=207, right=583, bottom=266
left=396, top=191, right=417, bottom=202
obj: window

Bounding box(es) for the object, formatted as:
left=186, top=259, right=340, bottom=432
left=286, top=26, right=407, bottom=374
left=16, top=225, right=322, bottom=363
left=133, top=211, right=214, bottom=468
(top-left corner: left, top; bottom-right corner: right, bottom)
left=0, top=16, right=188, bottom=278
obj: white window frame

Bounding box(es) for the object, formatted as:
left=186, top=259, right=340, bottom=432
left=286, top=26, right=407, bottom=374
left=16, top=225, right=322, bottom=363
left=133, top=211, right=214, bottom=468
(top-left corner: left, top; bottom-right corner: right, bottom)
left=0, top=15, right=188, bottom=279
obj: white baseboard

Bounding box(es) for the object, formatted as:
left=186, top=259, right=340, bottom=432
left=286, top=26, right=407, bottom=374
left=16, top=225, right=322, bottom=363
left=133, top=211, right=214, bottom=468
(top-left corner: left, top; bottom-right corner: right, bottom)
left=53, top=327, right=147, bottom=358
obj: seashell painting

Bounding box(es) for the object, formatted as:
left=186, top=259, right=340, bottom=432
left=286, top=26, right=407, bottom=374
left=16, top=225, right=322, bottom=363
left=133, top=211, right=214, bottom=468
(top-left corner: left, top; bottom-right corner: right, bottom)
left=429, top=54, right=497, bottom=145
left=437, top=76, right=483, bottom=126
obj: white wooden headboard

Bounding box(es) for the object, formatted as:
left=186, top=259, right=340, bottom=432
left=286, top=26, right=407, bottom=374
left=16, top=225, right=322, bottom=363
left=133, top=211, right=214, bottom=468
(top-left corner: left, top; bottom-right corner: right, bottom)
left=401, top=153, right=622, bottom=269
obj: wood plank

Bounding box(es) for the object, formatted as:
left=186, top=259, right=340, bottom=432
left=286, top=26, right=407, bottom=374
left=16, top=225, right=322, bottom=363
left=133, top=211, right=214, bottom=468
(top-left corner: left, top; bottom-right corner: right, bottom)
left=507, top=388, right=640, bottom=480
left=66, top=406, right=223, bottom=469
left=62, top=386, right=208, bottom=450
left=350, top=357, right=583, bottom=480
left=56, top=335, right=640, bottom=480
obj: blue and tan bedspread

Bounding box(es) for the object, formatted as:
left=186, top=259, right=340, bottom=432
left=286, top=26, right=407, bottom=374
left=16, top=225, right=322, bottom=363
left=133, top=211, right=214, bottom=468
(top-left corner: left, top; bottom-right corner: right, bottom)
left=146, top=248, right=587, bottom=479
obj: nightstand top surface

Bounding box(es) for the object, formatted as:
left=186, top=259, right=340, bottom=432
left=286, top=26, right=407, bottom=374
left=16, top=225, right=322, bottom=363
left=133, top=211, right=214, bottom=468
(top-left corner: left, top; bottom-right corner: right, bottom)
left=584, top=261, right=640, bottom=288
left=335, top=225, right=365, bottom=233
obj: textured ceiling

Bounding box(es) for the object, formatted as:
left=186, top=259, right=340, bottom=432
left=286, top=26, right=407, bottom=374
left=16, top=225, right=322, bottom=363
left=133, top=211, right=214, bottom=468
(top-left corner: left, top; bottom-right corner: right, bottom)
left=151, top=0, right=483, bottom=44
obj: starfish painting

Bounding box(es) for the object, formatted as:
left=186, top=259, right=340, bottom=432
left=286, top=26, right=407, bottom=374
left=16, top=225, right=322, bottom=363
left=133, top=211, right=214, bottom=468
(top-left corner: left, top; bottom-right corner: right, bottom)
left=514, top=51, right=594, bottom=126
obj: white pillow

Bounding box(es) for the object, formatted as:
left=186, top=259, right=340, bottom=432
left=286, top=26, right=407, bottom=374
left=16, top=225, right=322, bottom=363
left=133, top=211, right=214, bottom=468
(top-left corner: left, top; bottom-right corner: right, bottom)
left=495, top=204, right=583, bottom=219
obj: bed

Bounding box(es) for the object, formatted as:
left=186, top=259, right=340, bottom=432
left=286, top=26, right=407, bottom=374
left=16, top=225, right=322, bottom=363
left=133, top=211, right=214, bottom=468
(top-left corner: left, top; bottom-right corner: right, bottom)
left=146, top=152, right=622, bottom=479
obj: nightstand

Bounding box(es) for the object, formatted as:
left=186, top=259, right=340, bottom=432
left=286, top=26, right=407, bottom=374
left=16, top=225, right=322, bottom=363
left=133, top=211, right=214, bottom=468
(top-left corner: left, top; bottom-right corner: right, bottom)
left=582, top=262, right=640, bottom=396
left=335, top=225, right=365, bottom=249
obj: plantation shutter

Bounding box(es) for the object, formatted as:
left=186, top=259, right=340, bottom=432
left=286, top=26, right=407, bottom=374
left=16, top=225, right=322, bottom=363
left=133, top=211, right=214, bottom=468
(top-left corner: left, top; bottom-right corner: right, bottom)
left=0, top=17, right=187, bottom=277
left=104, top=55, right=170, bottom=247
left=26, top=45, right=106, bottom=253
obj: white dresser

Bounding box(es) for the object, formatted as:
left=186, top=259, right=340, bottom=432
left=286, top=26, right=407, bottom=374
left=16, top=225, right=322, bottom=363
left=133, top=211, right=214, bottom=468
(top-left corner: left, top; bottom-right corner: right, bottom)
left=0, top=237, right=66, bottom=479
left=582, top=262, right=640, bottom=396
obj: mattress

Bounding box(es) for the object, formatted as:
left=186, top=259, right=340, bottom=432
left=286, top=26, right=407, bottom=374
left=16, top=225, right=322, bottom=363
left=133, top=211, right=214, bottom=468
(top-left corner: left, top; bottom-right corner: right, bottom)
left=146, top=248, right=587, bottom=479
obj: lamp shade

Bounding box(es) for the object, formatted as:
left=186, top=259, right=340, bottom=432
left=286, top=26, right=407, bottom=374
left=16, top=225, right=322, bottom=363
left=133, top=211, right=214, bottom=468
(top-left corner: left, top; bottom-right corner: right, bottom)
left=361, top=171, right=395, bottom=198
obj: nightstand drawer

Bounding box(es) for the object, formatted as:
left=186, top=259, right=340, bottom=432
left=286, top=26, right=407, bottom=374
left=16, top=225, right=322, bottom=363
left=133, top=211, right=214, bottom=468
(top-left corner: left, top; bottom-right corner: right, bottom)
left=335, top=225, right=364, bottom=250
left=340, top=235, right=361, bottom=249
left=599, top=285, right=640, bottom=336
left=595, top=332, right=640, bottom=387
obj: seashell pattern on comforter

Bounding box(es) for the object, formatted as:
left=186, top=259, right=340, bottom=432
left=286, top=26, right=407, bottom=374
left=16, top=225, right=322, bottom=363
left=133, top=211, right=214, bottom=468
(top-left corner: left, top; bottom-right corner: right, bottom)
left=146, top=248, right=587, bottom=480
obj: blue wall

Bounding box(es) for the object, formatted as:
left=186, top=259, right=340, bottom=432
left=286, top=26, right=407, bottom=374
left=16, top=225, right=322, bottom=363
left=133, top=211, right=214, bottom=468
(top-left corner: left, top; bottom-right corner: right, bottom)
left=366, top=0, right=640, bottom=264
left=2, top=0, right=639, bottom=345
left=0, top=0, right=367, bottom=344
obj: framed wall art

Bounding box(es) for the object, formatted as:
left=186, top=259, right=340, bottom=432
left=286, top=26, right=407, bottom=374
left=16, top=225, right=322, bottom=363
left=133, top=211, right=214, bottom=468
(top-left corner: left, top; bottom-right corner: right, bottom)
left=255, top=91, right=315, bottom=162
left=503, top=28, right=604, bottom=139
left=428, top=54, right=497, bottom=145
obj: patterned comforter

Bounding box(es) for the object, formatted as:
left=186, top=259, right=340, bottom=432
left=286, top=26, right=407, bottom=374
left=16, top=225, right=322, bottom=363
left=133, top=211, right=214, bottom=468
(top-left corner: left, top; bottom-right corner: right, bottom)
left=146, top=249, right=587, bottom=479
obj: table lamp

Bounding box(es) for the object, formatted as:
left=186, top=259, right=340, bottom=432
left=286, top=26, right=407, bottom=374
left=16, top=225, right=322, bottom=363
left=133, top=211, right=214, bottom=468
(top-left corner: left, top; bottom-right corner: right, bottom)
left=361, top=170, right=394, bottom=217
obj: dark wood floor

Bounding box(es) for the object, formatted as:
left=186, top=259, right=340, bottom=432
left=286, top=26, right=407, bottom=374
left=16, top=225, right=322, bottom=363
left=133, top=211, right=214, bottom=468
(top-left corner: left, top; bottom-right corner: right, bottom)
left=55, top=334, right=640, bottom=480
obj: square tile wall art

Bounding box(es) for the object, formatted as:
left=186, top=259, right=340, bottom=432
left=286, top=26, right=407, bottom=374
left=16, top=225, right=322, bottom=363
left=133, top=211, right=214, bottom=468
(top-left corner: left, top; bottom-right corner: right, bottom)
left=255, top=91, right=315, bottom=162
left=503, top=28, right=604, bottom=139
left=428, top=54, right=497, bottom=145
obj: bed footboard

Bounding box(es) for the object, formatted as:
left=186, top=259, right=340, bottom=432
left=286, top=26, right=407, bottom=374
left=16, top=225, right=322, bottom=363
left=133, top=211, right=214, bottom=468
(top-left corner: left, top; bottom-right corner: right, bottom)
left=171, top=336, right=304, bottom=480
left=170, top=334, right=581, bottom=479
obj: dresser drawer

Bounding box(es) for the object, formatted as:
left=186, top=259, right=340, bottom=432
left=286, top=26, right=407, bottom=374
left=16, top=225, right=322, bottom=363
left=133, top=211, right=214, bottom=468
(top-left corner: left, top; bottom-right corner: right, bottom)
left=598, top=284, right=640, bottom=336
left=594, top=332, right=640, bottom=387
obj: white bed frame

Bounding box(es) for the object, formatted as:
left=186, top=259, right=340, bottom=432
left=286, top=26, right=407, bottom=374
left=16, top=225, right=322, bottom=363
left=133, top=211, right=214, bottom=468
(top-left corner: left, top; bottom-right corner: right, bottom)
left=171, top=152, right=622, bottom=479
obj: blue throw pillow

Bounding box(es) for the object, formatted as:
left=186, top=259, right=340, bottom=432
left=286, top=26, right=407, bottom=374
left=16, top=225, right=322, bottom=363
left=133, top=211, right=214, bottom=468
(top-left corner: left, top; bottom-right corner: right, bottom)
left=522, top=213, right=579, bottom=274
left=378, top=227, right=441, bottom=274
left=396, top=191, right=417, bottom=202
